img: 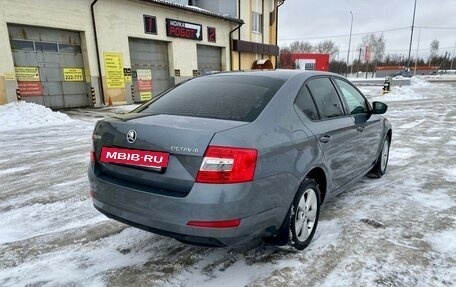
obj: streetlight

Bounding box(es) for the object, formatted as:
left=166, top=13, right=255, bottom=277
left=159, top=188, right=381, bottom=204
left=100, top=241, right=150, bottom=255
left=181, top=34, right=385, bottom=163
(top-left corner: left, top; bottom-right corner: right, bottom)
left=406, top=0, right=417, bottom=70
left=346, top=10, right=353, bottom=76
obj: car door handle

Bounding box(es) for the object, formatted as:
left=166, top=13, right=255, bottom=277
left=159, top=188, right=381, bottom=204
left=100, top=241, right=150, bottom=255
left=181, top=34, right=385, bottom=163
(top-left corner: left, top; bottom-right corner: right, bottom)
left=357, top=126, right=365, bottom=132
left=319, top=135, right=331, bottom=143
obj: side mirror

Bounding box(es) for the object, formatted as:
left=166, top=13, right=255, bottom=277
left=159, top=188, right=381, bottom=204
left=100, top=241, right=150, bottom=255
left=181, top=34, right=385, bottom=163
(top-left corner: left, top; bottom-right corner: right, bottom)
left=372, top=101, right=388, bottom=114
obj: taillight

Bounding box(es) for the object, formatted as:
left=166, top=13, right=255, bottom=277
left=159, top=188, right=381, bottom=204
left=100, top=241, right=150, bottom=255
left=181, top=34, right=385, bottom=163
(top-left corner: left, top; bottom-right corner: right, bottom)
left=90, top=142, right=97, bottom=163
left=196, top=146, right=258, bottom=184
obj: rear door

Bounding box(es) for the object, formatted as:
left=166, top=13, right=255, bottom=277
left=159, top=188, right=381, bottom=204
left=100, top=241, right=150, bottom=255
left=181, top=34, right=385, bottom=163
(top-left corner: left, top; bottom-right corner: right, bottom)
left=296, top=77, right=360, bottom=192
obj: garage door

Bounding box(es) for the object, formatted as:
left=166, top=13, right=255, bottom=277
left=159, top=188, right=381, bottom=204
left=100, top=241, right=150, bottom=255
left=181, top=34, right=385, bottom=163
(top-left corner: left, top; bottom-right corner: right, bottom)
left=8, top=24, right=88, bottom=108
left=197, top=45, right=222, bottom=75
left=129, top=38, right=171, bottom=102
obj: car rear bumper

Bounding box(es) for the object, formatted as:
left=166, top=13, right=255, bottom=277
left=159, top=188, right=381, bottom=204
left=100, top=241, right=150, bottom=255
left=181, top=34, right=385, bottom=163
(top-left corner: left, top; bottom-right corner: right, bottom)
left=88, top=165, right=299, bottom=246
left=89, top=165, right=299, bottom=246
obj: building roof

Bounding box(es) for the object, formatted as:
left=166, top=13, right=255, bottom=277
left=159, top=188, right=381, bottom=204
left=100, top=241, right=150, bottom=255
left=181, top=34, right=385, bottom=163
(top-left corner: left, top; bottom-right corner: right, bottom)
left=138, top=0, right=244, bottom=24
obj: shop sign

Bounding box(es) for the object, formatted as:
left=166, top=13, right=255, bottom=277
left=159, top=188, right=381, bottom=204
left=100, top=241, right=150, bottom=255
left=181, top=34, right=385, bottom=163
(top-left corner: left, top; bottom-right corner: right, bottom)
left=63, top=68, right=84, bottom=81
left=124, top=68, right=132, bottom=83
left=208, top=27, right=216, bottom=42
left=18, top=81, right=43, bottom=96
left=5, top=72, right=16, bottom=80
left=15, top=67, right=40, bottom=81
left=140, top=91, right=152, bottom=101
left=137, top=69, right=152, bottom=92
left=166, top=18, right=202, bottom=41
left=104, top=52, right=125, bottom=88
left=144, top=15, right=157, bottom=34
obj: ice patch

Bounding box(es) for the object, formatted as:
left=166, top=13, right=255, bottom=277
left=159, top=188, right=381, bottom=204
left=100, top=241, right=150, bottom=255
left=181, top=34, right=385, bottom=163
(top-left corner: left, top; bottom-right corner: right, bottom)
left=309, top=219, right=342, bottom=249
left=429, top=229, right=456, bottom=254
left=0, top=101, right=75, bottom=131
left=412, top=189, right=456, bottom=210
left=444, top=167, right=456, bottom=182
left=388, top=147, right=416, bottom=166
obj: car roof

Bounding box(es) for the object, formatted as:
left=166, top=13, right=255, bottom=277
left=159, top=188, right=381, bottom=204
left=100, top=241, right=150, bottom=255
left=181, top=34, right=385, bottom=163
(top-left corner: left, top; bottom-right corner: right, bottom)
left=205, top=70, right=339, bottom=81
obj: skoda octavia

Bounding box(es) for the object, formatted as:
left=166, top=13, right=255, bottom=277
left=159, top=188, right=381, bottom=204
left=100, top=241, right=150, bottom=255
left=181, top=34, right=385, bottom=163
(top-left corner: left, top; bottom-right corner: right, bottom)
left=88, top=70, right=391, bottom=250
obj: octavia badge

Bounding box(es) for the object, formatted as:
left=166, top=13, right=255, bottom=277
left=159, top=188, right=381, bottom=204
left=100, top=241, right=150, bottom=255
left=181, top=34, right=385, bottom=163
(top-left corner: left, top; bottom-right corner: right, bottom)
left=127, top=130, right=137, bottom=143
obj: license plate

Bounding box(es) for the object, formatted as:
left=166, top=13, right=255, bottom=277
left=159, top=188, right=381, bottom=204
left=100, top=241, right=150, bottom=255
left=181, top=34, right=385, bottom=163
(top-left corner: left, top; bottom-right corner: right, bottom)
left=100, top=147, right=169, bottom=168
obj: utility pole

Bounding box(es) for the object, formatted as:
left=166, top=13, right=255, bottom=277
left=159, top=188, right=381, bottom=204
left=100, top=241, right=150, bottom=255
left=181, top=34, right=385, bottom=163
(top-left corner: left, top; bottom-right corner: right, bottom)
left=414, top=28, right=421, bottom=76
left=406, top=0, right=417, bottom=70
left=346, top=11, right=353, bottom=76
left=451, top=43, right=455, bottom=71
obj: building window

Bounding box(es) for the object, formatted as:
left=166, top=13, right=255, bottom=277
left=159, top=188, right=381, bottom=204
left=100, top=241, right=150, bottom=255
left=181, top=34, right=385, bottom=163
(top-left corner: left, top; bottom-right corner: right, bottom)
left=59, top=44, right=82, bottom=54
left=252, top=12, right=263, bottom=33
left=35, top=42, right=58, bottom=53
left=10, top=40, right=34, bottom=51
left=305, top=63, right=316, bottom=70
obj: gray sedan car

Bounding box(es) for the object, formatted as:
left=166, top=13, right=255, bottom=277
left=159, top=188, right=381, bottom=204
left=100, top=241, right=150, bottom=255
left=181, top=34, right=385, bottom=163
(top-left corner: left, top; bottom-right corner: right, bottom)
left=88, top=70, right=391, bottom=250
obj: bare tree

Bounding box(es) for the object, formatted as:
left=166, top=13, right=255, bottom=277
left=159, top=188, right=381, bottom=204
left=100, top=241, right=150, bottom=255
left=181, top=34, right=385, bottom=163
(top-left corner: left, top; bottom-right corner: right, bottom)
left=430, top=39, right=439, bottom=58
left=289, top=41, right=314, bottom=53
left=278, top=47, right=297, bottom=69
left=360, top=34, right=386, bottom=63
left=315, top=40, right=339, bottom=59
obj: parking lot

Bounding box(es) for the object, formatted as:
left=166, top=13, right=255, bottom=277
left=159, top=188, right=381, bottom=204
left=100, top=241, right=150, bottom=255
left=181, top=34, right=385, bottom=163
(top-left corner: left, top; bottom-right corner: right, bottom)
left=0, top=79, right=455, bottom=287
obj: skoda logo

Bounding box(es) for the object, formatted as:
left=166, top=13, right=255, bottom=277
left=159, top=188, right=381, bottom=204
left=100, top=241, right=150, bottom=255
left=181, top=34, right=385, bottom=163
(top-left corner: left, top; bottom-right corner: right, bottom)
left=127, top=130, right=137, bottom=143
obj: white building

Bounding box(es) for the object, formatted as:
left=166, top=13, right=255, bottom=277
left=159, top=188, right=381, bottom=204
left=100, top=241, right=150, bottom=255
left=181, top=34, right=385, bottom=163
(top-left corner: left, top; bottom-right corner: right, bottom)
left=0, top=0, right=283, bottom=107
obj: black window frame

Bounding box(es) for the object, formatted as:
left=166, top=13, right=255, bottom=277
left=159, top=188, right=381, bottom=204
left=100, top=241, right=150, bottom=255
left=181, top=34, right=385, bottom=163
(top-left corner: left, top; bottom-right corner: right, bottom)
left=293, top=83, right=321, bottom=121
left=304, top=76, right=347, bottom=121
left=332, top=77, right=372, bottom=115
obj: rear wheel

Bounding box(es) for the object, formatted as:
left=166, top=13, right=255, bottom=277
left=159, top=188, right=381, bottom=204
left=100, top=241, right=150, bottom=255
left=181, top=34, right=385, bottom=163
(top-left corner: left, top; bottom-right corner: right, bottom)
left=368, top=136, right=390, bottom=178
left=265, top=179, right=321, bottom=250
left=288, top=179, right=321, bottom=250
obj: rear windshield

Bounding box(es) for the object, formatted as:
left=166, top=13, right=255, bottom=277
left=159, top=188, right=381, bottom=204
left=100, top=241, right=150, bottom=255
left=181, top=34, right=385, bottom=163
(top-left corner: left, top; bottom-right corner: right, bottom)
left=137, top=75, right=285, bottom=122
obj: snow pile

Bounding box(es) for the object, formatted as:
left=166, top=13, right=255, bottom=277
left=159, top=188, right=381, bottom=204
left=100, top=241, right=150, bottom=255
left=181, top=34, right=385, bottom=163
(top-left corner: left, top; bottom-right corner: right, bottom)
left=0, top=102, right=74, bottom=131
left=371, top=85, right=426, bottom=102
left=409, top=76, right=431, bottom=87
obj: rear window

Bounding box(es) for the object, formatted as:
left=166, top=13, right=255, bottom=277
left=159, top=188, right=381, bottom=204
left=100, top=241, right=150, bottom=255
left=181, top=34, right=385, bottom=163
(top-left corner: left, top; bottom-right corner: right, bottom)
left=138, top=75, right=285, bottom=122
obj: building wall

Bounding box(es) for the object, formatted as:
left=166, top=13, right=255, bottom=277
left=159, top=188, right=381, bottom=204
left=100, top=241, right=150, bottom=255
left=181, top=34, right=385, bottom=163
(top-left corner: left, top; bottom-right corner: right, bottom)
left=0, top=0, right=237, bottom=106
left=0, top=0, right=96, bottom=105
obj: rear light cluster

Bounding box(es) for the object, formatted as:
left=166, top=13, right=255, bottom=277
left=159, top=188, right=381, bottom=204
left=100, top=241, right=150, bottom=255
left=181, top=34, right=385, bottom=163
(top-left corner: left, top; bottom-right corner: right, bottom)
left=90, top=141, right=97, bottom=163
left=196, top=146, right=258, bottom=184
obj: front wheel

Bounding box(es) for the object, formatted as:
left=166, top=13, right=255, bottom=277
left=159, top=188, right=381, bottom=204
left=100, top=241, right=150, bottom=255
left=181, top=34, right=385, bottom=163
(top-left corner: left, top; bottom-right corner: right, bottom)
left=288, top=179, right=321, bottom=250
left=368, top=136, right=390, bottom=178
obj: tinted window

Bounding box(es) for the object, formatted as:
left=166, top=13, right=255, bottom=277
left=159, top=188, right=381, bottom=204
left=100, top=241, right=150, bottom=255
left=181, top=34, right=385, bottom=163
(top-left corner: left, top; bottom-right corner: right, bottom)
left=139, top=75, right=285, bottom=122
left=335, top=79, right=368, bottom=114
left=306, top=78, right=344, bottom=119
left=10, top=40, right=34, bottom=51
left=59, top=44, right=82, bottom=54
left=295, top=85, right=319, bottom=120
left=35, top=42, right=58, bottom=53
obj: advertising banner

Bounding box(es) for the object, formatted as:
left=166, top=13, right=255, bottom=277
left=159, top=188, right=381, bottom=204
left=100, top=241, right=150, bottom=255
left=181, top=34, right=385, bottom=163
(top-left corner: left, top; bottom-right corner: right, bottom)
left=104, top=53, right=125, bottom=88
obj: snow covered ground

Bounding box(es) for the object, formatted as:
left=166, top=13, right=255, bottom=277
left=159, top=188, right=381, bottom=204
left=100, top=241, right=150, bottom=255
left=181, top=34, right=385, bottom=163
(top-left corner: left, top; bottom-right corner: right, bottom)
left=0, top=79, right=455, bottom=286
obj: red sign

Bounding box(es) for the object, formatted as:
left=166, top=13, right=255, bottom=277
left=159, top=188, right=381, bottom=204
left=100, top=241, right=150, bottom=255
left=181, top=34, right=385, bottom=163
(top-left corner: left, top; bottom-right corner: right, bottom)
left=144, top=15, right=157, bottom=35
left=208, top=27, right=216, bottom=43
left=364, top=46, right=371, bottom=62
left=137, top=80, right=152, bottom=91
left=100, top=147, right=169, bottom=168
left=18, top=81, right=43, bottom=96
left=166, top=18, right=202, bottom=41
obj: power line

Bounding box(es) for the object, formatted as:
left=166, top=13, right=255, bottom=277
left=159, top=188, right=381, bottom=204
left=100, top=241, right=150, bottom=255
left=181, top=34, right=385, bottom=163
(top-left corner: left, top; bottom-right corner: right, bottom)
left=279, top=26, right=456, bottom=41
left=279, top=27, right=410, bottom=41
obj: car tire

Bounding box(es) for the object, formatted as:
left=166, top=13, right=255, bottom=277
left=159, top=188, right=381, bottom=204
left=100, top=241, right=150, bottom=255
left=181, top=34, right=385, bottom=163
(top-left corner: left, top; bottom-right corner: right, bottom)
left=288, top=179, right=321, bottom=250
left=368, top=136, right=390, bottom=178
left=264, top=179, right=321, bottom=250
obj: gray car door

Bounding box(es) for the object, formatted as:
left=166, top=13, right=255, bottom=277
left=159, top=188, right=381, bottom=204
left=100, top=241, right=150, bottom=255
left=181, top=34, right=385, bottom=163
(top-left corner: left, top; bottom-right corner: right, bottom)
left=333, top=78, right=383, bottom=176
left=298, top=77, right=360, bottom=192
